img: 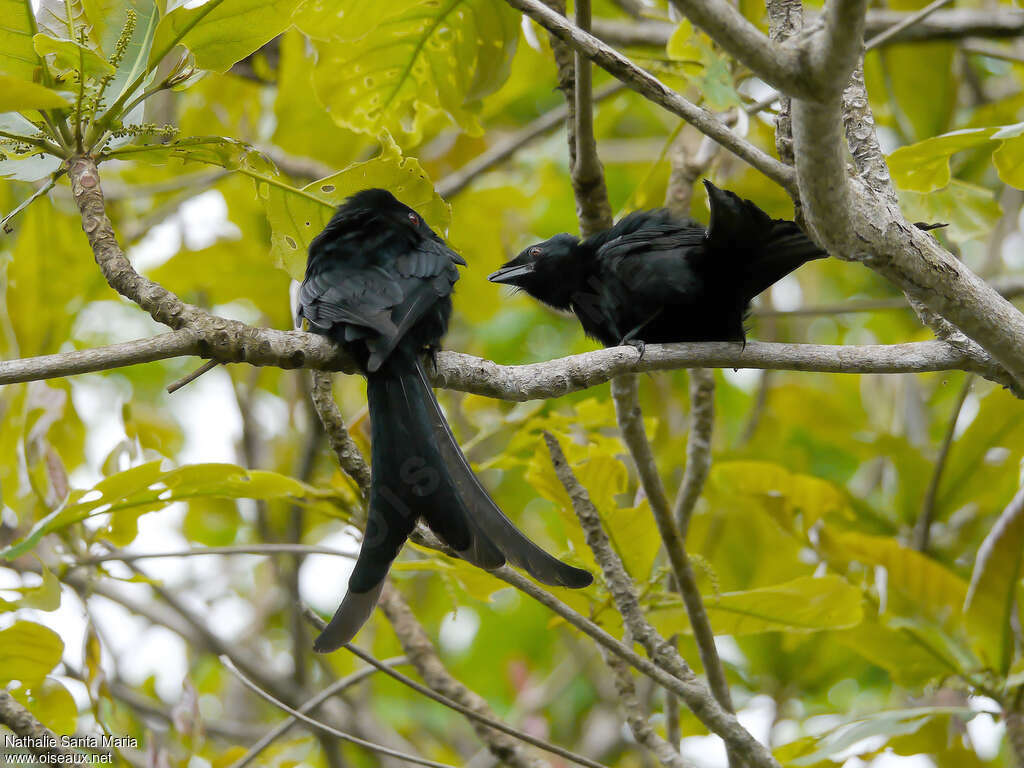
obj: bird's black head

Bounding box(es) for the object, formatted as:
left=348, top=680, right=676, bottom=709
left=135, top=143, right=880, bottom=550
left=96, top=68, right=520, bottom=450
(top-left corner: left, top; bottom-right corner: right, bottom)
left=487, top=233, right=582, bottom=310
left=309, top=188, right=462, bottom=262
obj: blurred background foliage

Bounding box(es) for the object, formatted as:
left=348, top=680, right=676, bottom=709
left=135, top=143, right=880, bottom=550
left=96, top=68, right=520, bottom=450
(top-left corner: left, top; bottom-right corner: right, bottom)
left=0, top=0, right=1023, bottom=765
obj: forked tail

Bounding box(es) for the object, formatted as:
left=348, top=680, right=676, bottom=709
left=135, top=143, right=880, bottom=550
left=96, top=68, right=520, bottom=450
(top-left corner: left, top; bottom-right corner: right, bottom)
left=314, top=348, right=591, bottom=652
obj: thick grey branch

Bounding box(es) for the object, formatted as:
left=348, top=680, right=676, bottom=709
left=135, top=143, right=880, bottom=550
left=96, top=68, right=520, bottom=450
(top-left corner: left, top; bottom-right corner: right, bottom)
left=666, top=0, right=812, bottom=98
left=505, top=0, right=797, bottom=194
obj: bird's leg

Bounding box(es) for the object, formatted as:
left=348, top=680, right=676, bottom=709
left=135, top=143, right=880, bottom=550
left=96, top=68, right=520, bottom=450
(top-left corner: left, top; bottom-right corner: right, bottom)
left=618, top=309, right=663, bottom=361
left=424, top=344, right=441, bottom=374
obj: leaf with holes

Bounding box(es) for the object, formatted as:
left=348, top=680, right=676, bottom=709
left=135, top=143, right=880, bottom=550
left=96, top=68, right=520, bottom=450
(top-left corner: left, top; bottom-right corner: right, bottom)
left=311, top=0, right=520, bottom=143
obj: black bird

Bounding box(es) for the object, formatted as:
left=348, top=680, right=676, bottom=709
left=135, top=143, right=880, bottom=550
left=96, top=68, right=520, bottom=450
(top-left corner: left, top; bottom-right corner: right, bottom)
left=488, top=180, right=827, bottom=351
left=297, top=189, right=592, bottom=652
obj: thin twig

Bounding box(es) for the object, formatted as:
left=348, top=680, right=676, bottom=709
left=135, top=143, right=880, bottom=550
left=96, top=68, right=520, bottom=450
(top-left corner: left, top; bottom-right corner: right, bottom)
left=914, top=375, right=973, bottom=553
left=300, top=605, right=609, bottom=768
left=436, top=82, right=625, bottom=199
left=166, top=359, right=220, bottom=393
left=609, top=379, right=734, bottom=711
left=220, top=656, right=457, bottom=768
left=674, top=368, right=715, bottom=539
left=228, top=656, right=410, bottom=768
left=72, top=543, right=356, bottom=565
left=537, top=435, right=775, bottom=767
left=310, top=370, right=372, bottom=498
left=864, top=0, right=955, bottom=49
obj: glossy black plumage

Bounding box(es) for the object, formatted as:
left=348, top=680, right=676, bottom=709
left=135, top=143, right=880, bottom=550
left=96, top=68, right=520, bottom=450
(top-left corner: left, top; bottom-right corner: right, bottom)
left=488, top=180, right=827, bottom=348
left=298, top=189, right=592, bottom=652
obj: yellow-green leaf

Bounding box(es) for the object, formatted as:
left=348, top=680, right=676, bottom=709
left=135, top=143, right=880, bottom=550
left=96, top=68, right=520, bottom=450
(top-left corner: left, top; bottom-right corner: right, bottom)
left=150, top=0, right=302, bottom=74
left=13, top=678, right=77, bottom=735
left=0, top=621, right=64, bottom=685
left=964, top=487, right=1024, bottom=673
left=0, top=74, right=70, bottom=111
left=649, top=575, right=863, bottom=636
left=32, top=33, right=114, bottom=77
left=311, top=0, right=520, bottom=143
left=820, top=529, right=968, bottom=626
left=0, top=0, right=43, bottom=80
left=886, top=128, right=993, bottom=194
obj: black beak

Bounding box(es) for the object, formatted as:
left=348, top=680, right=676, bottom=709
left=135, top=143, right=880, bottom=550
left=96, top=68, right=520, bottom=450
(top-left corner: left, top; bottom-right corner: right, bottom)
left=488, top=263, right=535, bottom=284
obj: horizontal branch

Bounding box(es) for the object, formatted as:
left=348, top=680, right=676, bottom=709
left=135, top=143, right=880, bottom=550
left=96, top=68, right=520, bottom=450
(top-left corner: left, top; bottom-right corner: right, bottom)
left=590, top=9, right=1024, bottom=48
left=0, top=335, right=1002, bottom=397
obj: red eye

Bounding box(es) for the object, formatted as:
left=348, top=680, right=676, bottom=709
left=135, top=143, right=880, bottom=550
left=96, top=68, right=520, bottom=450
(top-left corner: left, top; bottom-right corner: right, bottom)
left=407, top=212, right=419, bottom=226
left=529, top=246, right=542, bottom=257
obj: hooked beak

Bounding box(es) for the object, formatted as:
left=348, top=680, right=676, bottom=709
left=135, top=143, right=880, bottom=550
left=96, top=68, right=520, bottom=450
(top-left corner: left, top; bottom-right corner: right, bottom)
left=488, top=263, right=535, bottom=284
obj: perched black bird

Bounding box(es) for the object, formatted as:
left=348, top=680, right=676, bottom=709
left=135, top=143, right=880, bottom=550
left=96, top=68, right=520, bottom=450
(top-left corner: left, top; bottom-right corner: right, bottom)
left=488, top=180, right=827, bottom=351
left=298, top=189, right=592, bottom=652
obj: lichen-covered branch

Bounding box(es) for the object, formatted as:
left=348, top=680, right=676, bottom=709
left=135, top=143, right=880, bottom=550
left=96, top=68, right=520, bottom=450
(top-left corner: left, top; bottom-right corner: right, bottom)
left=310, top=370, right=372, bottom=499
left=0, top=692, right=77, bottom=761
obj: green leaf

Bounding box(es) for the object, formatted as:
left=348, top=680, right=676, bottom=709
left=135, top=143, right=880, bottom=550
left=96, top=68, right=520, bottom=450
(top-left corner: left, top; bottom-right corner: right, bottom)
left=18, top=564, right=62, bottom=611
left=820, top=529, right=968, bottom=626
left=993, top=131, right=1024, bottom=189
left=666, top=21, right=740, bottom=111
left=896, top=180, right=1001, bottom=245
left=964, top=487, right=1024, bottom=674
left=0, top=0, right=43, bottom=80
left=779, top=707, right=975, bottom=766
left=12, top=678, right=77, bottom=735
left=886, top=128, right=993, bottom=193
left=835, top=618, right=962, bottom=686
left=32, top=33, right=115, bottom=77
left=263, top=133, right=449, bottom=279
left=84, top=0, right=159, bottom=111
left=293, top=0, right=420, bottom=43
left=708, top=461, right=852, bottom=534
left=649, top=575, right=863, bottom=636
left=0, top=74, right=70, bottom=110
left=0, top=461, right=338, bottom=560
left=150, top=0, right=302, bottom=74
left=310, top=0, right=520, bottom=142
left=0, top=621, right=64, bottom=685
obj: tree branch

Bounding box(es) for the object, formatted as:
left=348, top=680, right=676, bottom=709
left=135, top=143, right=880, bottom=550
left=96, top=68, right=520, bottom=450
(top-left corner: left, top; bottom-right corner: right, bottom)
left=436, top=82, right=625, bottom=200
left=2, top=337, right=1009, bottom=395
left=607, top=379, right=735, bottom=740
left=570, top=0, right=614, bottom=237
left=220, top=656, right=456, bottom=768
left=504, top=0, right=797, bottom=194
left=228, top=656, right=411, bottom=768
left=377, top=585, right=554, bottom=768
left=540, top=434, right=775, bottom=768
left=310, top=370, right=372, bottom=499
left=674, top=368, right=715, bottom=538
left=590, top=9, right=1024, bottom=49
left=0, top=691, right=77, bottom=761
left=666, top=0, right=811, bottom=98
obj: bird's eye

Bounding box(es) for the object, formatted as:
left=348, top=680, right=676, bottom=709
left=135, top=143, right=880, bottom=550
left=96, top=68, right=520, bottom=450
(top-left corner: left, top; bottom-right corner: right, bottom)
left=529, top=246, right=542, bottom=257
left=407, top=212, right=419, bottom=226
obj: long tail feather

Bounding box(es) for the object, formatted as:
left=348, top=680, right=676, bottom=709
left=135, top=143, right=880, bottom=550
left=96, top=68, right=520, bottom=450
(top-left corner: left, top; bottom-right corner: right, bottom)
left=314, top=349, right=591, bottom=652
